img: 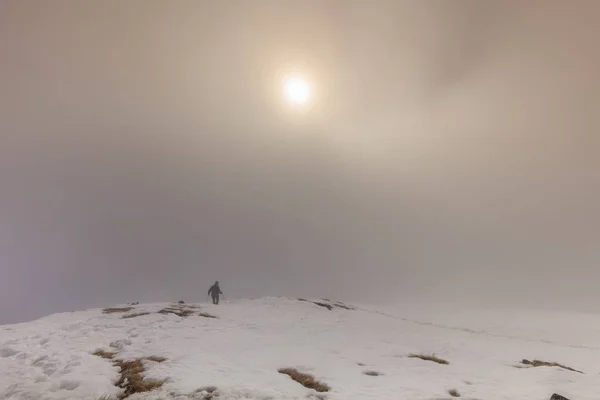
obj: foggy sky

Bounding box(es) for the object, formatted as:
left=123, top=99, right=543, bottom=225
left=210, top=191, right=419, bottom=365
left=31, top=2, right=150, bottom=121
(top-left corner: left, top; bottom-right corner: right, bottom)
left=1, top=1, right=600, bottom=324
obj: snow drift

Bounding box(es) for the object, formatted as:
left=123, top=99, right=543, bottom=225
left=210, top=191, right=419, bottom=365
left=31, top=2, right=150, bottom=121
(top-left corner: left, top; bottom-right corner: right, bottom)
left=1, top=297, right=599, bottom=400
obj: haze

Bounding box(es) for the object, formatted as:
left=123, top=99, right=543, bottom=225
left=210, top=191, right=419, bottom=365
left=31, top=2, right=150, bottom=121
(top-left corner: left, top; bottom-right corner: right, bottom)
left=1, top=1, right=599, bottom=325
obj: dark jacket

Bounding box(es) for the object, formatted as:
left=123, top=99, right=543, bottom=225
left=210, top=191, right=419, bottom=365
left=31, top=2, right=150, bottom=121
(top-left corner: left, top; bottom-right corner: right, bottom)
left=208, top=284, right=222, bottom=297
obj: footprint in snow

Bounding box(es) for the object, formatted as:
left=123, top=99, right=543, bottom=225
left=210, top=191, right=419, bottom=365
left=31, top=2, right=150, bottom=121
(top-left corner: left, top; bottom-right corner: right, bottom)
left=42, top=363, right=58, bottom=376
left=110, top=338, right=132, bottom=350
left=59, top=380, right=81, bottom=391
left=0, top=347, right=19, bottom=358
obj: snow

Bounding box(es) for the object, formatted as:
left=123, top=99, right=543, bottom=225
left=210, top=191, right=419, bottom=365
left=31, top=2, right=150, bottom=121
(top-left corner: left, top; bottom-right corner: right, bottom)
left=1, top=297, right=599, bottom=400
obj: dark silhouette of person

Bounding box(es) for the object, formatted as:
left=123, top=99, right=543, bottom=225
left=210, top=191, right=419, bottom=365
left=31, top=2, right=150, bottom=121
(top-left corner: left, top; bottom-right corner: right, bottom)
left=208, top=281, right=223, bottom=305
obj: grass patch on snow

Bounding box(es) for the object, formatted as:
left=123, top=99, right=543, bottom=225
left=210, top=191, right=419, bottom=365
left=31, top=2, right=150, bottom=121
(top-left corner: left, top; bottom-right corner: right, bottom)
left=333, top=302, right=355, bottom=310
left=408, top=353, right=449, bottom=365
left=363, top=370, right=382, bottom=376
left=158, top=307, right=195, bottom=317
left=448, top=389, right=461, bottom=397
left=278, top=368, right=330, bottom=392
left=312, top=302, right=334, bottom=310
left=115, top=359, right=166, bottom=398
left=121, top=312, right=151, bottom=319
left=521, top=359, right=583, bottom=374
left=103, top=307, right=134, bottom=314
left=93, top=349, right=117, bottom=360
left=199, top=312, right=218, bottom=319
left=298, top=298, right=355, bottom=311
left=94, top=353, right=167, bottom=398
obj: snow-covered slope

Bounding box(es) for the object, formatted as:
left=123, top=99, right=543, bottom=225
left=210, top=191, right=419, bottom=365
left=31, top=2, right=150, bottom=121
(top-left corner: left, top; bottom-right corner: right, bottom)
left=1, top=297, right=599, bottom=400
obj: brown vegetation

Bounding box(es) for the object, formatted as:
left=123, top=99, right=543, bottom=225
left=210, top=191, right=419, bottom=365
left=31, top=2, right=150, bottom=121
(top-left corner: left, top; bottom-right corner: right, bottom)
left=93, top=349, right=117, bottom=360
left=298, top=298, right=354, bottom=311
left=158, top=307, right=195, bottom=317
left=363, top=370, right=382, bottom=376
left=521, top=359, right=583, bottom=374
left=121, top=312, right=151, bottom=319
left=448, top=389, right=461, bottom=397
left=278, top=368, right=330, bottom=392
left=103, top=307, right=134, bottom=314
left=408, top=353, right=449, bottom=365
left=115, top=359, right=166, bottom=398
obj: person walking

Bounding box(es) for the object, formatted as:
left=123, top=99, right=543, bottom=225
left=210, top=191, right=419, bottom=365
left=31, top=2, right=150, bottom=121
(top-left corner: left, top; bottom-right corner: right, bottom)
left=208, top=281, right=223, bottom=305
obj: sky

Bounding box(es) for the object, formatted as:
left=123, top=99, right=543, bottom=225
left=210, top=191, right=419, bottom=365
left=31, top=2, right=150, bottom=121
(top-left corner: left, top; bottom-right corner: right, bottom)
left=1, top=1, right=600, bottom=324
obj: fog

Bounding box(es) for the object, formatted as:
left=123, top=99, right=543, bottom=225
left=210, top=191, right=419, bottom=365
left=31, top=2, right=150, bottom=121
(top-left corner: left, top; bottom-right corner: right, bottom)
left=1, top=1, right=599, bottom=324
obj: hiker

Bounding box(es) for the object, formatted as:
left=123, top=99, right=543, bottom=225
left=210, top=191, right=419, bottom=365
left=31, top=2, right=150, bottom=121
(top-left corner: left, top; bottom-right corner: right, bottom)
left=208, top=281, right=223, bottom=305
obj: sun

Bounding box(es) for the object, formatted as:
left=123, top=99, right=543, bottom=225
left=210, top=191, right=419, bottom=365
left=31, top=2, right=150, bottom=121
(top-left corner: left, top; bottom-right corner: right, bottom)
left=284, top=77, right=310, bottom=105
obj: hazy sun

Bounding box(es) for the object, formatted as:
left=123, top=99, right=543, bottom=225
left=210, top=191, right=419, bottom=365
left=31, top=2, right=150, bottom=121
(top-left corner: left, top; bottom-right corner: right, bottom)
left=284, top=77, right=310, bottom=105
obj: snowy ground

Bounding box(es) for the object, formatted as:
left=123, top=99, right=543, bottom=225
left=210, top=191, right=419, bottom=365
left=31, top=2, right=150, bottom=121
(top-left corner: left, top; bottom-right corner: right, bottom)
left=1, top=297, right=599, bottom=400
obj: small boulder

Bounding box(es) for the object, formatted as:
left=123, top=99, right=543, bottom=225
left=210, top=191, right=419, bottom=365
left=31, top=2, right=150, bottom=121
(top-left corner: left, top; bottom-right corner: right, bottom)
left=550, top=394, right=570, bottom=400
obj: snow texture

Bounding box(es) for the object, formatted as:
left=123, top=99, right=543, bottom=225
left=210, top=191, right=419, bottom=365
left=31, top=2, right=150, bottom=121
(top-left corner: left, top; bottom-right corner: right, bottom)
left=1, top=297, right=599, bottom=400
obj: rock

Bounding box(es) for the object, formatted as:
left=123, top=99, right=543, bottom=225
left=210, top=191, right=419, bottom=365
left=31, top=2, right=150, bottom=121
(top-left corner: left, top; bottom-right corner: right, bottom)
left=550, top=394, right=570, bottom=400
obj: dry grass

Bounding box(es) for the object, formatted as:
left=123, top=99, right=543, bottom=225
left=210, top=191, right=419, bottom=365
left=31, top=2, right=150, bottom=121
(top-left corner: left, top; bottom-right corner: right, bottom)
left=333, top=302, right=354, bottom=310
left=103, top=307, right=134, bottom=314
left=199, top=312, right=218, bottom=319
left=298, top=298, right=354, bottom=311
left=145, top=355, right=167, bottom=363
left=158, top=307, right=195, bottom=317
left=170, top=302, right=198, bottom=308
left=357, top=362, right=365, bottom=366
left=93, top=349, right=117, bottom=360
left=278, top=368, right=330, bottom=392
left=408, top=353, right=449, bottom=365
left=448, top=389, right=461, bottom=397
left=115, top=359, right=166, bottom=398
left=363, top=370, right=382, bottom=376
left=121, top=312, right=151, bottom=319
left=312, top=302, right=333, bottom=310
left=521, top=359, right=583, bottom=374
